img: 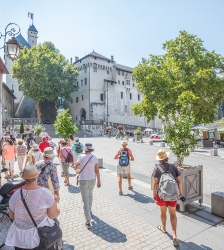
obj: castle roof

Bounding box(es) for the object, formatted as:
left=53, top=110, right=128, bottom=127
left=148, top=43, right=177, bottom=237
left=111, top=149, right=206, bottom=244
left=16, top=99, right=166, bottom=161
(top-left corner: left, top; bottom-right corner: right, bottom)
left=16, top=34, right=31, bottom=49
left=76, top=51, right=114, bottom=63
left=28, top=24, right=38, bottom=32
left=115, top=63, right=133, bottom=73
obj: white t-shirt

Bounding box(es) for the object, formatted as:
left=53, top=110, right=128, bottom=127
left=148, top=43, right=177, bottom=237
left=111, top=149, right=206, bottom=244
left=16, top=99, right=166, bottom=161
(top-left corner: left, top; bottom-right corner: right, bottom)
left=77, top=153, right=98, bottom=180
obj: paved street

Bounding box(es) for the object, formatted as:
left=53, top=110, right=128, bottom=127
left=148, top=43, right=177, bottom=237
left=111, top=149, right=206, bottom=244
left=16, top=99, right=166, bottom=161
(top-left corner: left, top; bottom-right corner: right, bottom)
left=54, top=137, right=224, bottom=206
left=1, top=137, right=224, bottom=250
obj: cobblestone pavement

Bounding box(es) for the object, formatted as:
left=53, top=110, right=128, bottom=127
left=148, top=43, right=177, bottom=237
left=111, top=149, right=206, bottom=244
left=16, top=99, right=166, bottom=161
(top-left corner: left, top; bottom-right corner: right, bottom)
left=54, top=137, right=224, bottom=205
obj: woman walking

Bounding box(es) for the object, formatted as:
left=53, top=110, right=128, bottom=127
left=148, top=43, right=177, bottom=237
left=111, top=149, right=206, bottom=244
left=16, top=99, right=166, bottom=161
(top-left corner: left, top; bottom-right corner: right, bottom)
left=152, top=149, right=183, bottom=246
left=5, top=165, right=62, bottom=249
left=76, top=142, right=101, bottom=229
left=60, top=140, right=73, bottom=186
left=71, top=137, right=84, bottom=165
left=32, top=144, right=43, bottom=165
left=39, top=136, right=50, bottom=153
left=2, top=139, right=17, bottom=180
left=16, top=140, right=27, bottom=173
left=36, top=147, right=60, bottom=196
left=67, top=134, right=75, bottom=147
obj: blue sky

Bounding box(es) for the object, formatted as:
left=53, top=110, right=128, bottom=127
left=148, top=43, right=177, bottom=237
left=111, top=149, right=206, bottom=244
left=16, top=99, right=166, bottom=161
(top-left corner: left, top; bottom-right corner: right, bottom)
left=0, top=0, right=224, bottom=67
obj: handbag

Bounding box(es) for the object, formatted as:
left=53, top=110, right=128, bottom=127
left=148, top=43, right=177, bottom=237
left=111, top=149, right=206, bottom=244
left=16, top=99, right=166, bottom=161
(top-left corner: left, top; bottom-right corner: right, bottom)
left=20, top=188, right=62, bottom=250
left=76, top=155, right=93, bottom=186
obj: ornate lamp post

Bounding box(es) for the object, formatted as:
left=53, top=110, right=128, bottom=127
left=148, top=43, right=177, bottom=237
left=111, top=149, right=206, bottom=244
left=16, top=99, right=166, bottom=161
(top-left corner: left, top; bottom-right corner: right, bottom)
left=0, top=23, right=21, bottom=137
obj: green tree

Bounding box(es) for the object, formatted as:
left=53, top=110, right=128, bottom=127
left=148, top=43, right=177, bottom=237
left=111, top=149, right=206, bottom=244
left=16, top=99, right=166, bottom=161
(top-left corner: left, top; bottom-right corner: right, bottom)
left=132, top=31, right=224, bottom=124
left=19, top=122, right=24, bottom=134
left=53, top=109, right=78, bottom=139
left=11, top=42, right=79, bottom=119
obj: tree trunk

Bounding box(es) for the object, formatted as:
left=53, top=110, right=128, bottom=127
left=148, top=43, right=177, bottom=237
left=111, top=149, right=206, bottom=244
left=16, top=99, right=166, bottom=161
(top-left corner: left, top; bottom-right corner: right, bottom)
left=36, top=100, right=57, bottom=123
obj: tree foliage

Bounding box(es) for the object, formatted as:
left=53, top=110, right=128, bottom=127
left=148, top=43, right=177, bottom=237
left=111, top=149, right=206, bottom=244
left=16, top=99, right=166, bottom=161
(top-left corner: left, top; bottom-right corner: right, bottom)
left=11, top=41, right=79, bottom=104
left=33, top=123, right=45, bottom=135
left=162, top=109, right=197, bottom=165
left=53, top=109, right=78, bottom=139
left=132, top=31, right=224, bottom=124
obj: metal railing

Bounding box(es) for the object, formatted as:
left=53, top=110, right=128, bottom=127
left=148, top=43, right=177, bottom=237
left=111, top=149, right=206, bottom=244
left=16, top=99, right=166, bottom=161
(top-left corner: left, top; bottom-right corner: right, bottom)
left=2, top=118, right=40, bottom=126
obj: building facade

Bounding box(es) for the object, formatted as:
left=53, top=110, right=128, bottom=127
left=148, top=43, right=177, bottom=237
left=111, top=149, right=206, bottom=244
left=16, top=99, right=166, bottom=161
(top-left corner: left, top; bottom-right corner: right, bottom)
left=69, top=51, right=162, bottom=129
left=2, top=82, right=16, bottom=121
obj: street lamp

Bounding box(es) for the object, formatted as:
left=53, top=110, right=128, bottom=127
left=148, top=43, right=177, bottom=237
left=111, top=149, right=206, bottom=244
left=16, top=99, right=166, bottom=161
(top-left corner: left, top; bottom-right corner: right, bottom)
left=6, top=37, right=20, bottom=60
left=0, top=22, right=21, bottom=138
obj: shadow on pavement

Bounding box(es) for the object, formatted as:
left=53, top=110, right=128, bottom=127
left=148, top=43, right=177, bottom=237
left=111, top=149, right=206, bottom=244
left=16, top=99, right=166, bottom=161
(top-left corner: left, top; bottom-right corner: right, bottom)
left=90, top=214, right=127, bottom=243
left=68, top=185, right=80, bottom=194
left=123, top=190, right=155, bottom=204
left=166, top=232, right=213, bottom=250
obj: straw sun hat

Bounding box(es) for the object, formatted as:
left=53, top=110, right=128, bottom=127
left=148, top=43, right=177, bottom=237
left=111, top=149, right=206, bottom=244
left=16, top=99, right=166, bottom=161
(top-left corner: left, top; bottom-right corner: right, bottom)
left=155, top=149, right=170, bottom=161
left=22, top=165, right=40, bottom=179
left=121, top=140, right=128, bottom=146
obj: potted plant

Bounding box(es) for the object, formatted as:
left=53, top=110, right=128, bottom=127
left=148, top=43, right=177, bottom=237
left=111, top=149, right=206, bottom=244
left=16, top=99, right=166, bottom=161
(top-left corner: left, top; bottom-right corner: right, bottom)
left=34, top=123, right=45, bottom=136
left=134, top=127, right=142, bottom=141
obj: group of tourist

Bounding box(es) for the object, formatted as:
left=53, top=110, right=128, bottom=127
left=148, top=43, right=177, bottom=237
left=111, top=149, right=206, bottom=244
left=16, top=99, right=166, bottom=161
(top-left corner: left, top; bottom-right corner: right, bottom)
left=2, top=132, right=184, bottom=249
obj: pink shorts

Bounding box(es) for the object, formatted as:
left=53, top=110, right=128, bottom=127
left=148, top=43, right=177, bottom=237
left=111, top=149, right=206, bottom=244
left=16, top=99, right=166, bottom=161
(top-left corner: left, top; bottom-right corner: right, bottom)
left=155, top=194, right=177, bottom=207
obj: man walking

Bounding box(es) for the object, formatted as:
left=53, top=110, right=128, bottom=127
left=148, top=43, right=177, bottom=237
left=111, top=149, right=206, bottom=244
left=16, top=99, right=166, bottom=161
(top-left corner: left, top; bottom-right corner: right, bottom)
left=26, top=133, right=36, bottom=151
left=114, top=140, right=134, bottom=195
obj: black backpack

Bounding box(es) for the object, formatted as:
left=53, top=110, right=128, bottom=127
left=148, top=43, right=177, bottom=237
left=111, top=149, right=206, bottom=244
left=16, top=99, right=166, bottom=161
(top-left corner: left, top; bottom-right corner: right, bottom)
left=75, top=142, right=83, bottom=153
left=64, top=148, right=73, bottom=163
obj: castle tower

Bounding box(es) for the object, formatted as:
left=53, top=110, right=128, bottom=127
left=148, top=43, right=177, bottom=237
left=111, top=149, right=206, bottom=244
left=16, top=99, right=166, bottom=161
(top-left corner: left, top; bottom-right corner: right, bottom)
left=27, top=24, right=38, bottom=47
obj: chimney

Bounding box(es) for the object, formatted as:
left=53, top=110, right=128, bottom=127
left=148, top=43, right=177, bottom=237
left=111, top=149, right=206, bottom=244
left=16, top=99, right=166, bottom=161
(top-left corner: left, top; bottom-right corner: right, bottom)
left=70, top=58, right=72, bottom=64
left=111, top=55, right=114, bottom=61
left=75, top=56, right=79, bottom=62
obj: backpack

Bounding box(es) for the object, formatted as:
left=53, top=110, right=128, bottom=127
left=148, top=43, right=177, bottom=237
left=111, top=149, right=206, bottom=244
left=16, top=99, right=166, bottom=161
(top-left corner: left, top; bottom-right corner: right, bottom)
left=64, top=148, right=73, bottom=163
left=75, top=142, right=83, bottom=153
left=119, top=148, right=130, bottom=167
left=157, top=164, right=179, bottom=201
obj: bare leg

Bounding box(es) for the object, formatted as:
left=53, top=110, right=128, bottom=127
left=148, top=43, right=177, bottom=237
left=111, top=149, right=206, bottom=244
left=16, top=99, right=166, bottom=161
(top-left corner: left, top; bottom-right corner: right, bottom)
left=160, top=206, right=167, bottom=232
left=118, top=174, right=123, bottom=193
left=168, top=206, right=177, bottom=240
left=11, top=170, right=14, bottom=180
left=127, top=173, right=132, bottom=188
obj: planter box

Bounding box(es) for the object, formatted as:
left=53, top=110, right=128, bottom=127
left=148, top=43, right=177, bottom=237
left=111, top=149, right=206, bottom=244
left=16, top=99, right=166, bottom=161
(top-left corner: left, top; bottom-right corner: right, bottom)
left=178, top=165, right=203, bottom=212
left=202, top=140, right=213, bottom=147
left=211, top=192, right=224, bottom=218
left=134, top=135, right=142, bottom=141
left=151, top=165, right=203, bottom=212
left=149, top=140, right=153, bottom=145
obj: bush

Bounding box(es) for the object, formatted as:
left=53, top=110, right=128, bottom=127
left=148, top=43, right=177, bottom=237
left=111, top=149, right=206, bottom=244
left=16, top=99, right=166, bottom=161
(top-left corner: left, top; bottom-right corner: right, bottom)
left=135, top=127, right=142, bottom=135
left=19, top=122, right=24, bottom=134
left=53, top=109, right=78, bottom=139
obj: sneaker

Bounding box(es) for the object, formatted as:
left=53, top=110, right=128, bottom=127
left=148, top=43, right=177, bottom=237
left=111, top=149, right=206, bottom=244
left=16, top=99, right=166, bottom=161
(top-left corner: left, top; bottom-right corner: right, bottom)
left=85, top=221, right=92, bottom=229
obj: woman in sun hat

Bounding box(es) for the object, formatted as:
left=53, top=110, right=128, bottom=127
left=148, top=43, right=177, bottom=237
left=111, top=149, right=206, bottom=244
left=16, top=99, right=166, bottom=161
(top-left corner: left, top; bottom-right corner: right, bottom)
left=152, top=149, right=183, bottom=246
left=32, top=144, right=43, bottom=165
left=5, top=165, right=61, bottom=249
left=16, top=139, right=27, bottom=173
left=76, top=142, right=101, bottom=229
left=114, top=140, right=134, bottom=195
left=36, top=147, right=60, bottom=196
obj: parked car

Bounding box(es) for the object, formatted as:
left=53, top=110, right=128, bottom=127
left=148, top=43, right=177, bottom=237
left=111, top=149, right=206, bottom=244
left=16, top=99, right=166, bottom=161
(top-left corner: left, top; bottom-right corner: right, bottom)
left=150, top=132, right=165, bottom=140
left=43, top=119, right=51, bottom=124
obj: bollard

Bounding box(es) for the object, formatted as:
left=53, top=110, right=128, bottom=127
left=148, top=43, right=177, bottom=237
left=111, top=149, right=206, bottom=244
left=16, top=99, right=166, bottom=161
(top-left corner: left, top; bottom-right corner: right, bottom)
left=98, top=158, right=103, bottom=168
left=140, top=139, right=143, bottom=143
left=210, top=149, right=218, bottom=156
left=160, top=142, right=165, bottom=147
left=149, top=140, right=153, bottom=145
left=84, top=135, right=86, bottom=138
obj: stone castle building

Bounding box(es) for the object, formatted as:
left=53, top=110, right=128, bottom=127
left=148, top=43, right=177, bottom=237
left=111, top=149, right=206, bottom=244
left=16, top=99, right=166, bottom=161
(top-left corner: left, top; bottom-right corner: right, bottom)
left=5, top=24, right=38, bottom=118
left=69, top=51, right=162, bottom=129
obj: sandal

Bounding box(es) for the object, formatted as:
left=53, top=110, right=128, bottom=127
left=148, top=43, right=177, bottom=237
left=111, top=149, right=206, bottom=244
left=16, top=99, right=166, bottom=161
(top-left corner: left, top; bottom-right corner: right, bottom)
left=157, top=225, right=167, bottom=234
left=128, top=186, right=133, bottom=190
left=4, top=176, right=8, bottom=179
left=119, top=191, right=123, bottom=195
left=173, top=238, right=179, bottom=246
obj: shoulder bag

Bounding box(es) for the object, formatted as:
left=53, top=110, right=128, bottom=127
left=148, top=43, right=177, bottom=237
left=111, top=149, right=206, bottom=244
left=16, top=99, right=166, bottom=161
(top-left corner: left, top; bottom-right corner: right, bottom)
left=76, top=155, right=93, bottom=186
left=20, top=188, right=62, bottom=250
